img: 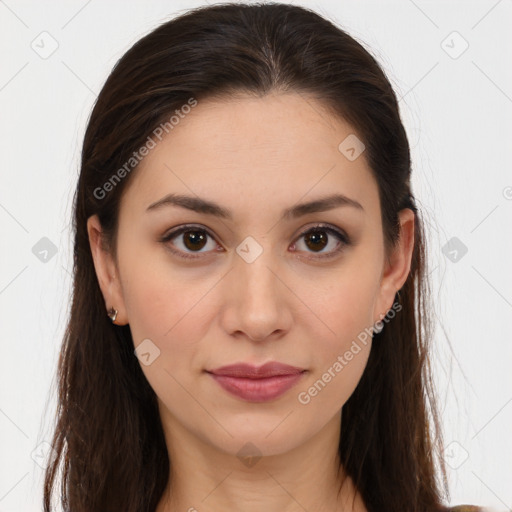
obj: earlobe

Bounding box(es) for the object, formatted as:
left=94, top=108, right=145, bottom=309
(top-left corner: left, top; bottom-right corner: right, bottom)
left=86, top=215, right=128, bottom=325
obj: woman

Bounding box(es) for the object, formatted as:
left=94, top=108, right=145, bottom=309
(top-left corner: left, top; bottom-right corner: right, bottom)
left=43, top=3, right=486, bottom=511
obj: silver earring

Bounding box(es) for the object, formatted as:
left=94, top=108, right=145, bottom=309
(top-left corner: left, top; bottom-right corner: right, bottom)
left=373, top=320, right=384, bottom=334
left=107, top=307, right=118, bottom=323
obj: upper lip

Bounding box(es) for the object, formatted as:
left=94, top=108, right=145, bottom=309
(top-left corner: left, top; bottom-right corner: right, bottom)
left=207, top=362, right=306, bottom=379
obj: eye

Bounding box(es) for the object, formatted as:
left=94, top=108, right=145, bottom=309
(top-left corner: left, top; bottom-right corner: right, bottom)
left=160, top=223, right=351, bottom=261
left=291, top=223, right=350, bottom=259
left=160, top=224, right=220, bottom=260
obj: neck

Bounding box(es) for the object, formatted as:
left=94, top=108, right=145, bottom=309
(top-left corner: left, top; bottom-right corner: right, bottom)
left=155, top=407, right=365, bottom=512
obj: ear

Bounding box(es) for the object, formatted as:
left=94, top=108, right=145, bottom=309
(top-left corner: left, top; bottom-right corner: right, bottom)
left=373, top=208, right=415, bottom=323
left=87, top=214, right=128, bottom=326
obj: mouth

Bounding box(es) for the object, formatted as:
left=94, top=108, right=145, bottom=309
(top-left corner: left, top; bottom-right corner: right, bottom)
left=205, top=362, right=307, bottom=402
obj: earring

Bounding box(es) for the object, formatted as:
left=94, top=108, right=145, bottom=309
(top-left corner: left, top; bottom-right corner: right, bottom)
left=373, top=289, right=402, bottom=334
left=373, top=320, right=384, bottom=334
left=107, top=307, right=118, bottom=323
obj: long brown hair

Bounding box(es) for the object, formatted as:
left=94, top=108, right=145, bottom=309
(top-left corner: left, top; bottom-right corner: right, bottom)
left=44, top=3, right=448, bottom=511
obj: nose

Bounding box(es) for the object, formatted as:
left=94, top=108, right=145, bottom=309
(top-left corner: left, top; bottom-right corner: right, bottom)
left=219, top=253, right=293, bottom=343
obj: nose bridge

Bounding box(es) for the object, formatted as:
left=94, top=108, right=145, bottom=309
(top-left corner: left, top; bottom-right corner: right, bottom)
left=234, top=233, right=277, bottom=291
left=222, top=238, right=291, bottom=341
left=236, top=244, right=280, bottom=310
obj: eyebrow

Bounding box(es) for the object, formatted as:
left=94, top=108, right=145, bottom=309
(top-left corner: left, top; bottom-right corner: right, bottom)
left=146, top=192, right=364, bottom=220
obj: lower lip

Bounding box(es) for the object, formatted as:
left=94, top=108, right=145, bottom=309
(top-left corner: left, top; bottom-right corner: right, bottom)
left=208, top=372, right=305, bottom=402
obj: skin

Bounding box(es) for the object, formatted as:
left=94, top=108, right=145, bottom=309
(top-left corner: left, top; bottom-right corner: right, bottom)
left=88, top=91, right=415, bottom=512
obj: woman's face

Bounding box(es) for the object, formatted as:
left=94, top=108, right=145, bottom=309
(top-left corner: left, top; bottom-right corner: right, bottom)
left=89, top=92, right=414, bottom=459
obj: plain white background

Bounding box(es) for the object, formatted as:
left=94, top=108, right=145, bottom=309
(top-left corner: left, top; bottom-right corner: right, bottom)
left=0, top=1, right=511, bottom=510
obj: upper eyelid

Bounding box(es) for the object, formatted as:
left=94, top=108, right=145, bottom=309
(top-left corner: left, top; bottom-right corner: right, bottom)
left=162, top=222, right=349, bottom=247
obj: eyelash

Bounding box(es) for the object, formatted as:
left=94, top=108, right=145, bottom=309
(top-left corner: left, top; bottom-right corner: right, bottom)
left=159, top=223, right=351, bottom=261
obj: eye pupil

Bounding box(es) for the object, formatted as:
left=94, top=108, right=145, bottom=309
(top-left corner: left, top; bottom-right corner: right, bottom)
left=183, top=230, right=207, bottom=251
left=305, top=230, right=328, bottom=252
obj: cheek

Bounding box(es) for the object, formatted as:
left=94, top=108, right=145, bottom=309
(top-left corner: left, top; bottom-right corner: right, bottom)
left=119, top=241, right=208, bottom=342
left=119, top=253, right=222, bottom=388
left=120, top=264, right=214, bottom=411
left=297, top=264, right=379, bottom=407
left=310, top=264, right=379, bottom=344
left=121, top=272, right=178, bottom=345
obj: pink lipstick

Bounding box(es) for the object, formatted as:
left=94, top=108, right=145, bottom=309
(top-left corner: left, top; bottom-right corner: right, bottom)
left=206, top=362, right=306, bottom=402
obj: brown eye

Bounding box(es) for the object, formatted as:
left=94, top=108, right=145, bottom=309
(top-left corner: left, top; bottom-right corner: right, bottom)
left=160, top=225, right=219, bottom=260
left=182, top=230, right=208, bottom=251
left=292, top=224, right=350, bottom=259
left=303, top=230, right=329, bottom=252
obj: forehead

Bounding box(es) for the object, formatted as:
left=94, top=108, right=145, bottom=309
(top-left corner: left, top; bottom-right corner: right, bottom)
left=120, top=92, right=379, bottom=222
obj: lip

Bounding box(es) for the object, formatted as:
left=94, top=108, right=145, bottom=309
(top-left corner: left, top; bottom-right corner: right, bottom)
left=206, top=362, right=307, bottom=402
